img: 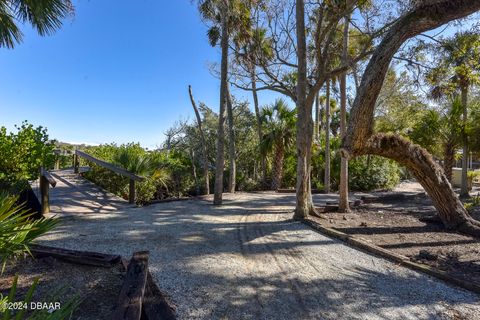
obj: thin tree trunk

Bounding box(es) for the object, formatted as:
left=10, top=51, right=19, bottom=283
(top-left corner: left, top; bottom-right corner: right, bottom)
left=460, top=85, right=469, bottom=197
left=293, top=0, right=315, bottom=219
left=250, top=65, right=266, bottom=187
left=271, top=143, right=284, bottom=190
left=319, top=98, right=325, bottom=133
left=339, top=14, right=350, bottom=213
left=324, top=79, right=331, bottom=194
left=213, top=10, right=229, bottom=205
left=190, top=149, right=200, bottom=195
left=315, top=93, right=320, bottom=141
left=188, top=85, right=210, bottom=195
left=226, top=85, right=236, bottom=193
left=443, top=140, right=455, bottom=183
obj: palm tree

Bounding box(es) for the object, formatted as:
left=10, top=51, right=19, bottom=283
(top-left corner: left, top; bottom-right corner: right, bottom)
left=260, top=99, right=296, bottom=191
left=0, top=0, right=73, bottom=48
left=199, top=0, right=251, bottom=204
left=409, top=97, right=463, bottom=183
left=426, top=32, right=480, bottom=197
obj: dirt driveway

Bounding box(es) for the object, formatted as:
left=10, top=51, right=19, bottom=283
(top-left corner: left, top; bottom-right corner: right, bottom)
left=38, top=172, right=480, bottom=319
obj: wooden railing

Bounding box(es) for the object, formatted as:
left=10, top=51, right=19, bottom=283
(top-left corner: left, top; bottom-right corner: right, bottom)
left=40, top=167, right=57, bottom=214
left=73, top=150, right=145, bottom=204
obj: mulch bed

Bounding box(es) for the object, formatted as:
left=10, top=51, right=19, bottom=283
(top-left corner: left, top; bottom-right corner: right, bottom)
left=0, top=248, right=176, bottom=319
left=311, top=193, right=480, bottom=290
left=0, top=255, right=125, bottom=319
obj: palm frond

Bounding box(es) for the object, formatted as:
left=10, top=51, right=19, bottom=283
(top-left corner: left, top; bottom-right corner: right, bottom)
left=0, top=4, right=23, bottom=48
left=0, top=194, right=58, bottom=273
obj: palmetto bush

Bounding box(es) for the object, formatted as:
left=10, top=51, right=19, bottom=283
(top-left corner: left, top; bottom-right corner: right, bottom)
left=83, top=144, right=183, bottom=203
left=0, top=193, right=79, bottom=319
left=0, top=193, right=57, bottom=271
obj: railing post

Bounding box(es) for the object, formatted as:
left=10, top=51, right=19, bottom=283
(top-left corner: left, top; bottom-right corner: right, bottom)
left=54, top=149, right=61, bottom=170
left=74, top=153, right=79, bottom=173
left=129, top=178, right=135, bottom=204
left=40, top=168, right=50, bottom=214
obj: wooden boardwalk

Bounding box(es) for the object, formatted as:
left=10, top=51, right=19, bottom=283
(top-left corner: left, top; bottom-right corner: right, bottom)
left=42, top=169, right=132, bottom=217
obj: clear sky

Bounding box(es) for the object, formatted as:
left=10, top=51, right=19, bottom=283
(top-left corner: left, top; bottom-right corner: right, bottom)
left=0, top=0, right=272, bottom=149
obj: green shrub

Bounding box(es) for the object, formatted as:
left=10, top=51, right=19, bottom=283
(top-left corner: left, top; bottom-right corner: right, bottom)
left=81, top=144, right=198, bottom=203
left=237, top=177, right=261, bottom=192
left=0, top=122, right=54, bottom=193
left=348, top=155, right=401, bottom=191
left=135, top=178, right=157, bottom=205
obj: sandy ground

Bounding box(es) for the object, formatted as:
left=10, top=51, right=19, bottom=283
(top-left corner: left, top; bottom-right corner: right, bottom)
left=37, top=170, right=480, bottom=319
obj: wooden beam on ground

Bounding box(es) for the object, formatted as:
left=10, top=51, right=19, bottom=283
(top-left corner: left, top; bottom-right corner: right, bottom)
left=142, top=271, right=176, bottom=320
left=30, top=244, right=121, bottom=267
left=302, top=219, right=480, bottom=294
left=75, top=150, right=144, bottom=182
left=113, top=251, right=149, bottom=320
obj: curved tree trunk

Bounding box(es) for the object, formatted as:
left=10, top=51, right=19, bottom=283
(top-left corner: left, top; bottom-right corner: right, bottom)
left=339, top=14, right=351, bottom=213
left=293, top=0, right=315, bottom=219
left=188, top=85, right=210, bottom=195
left=362, top=134, right=480, bottom=236
left=443, top=139, right=455, bottom=183
left=271, top=143, right=284, bottom=191
left=341, top=0, right=480, bottom=236
left=324, top=79, right=331, bottom=193
left=213, top=10, right=229, bottom=205
left=226, top=85, right=236, bottom=193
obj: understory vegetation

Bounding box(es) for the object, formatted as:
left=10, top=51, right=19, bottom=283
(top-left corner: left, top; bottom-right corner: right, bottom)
left=78, top=97, right=404, bottom=205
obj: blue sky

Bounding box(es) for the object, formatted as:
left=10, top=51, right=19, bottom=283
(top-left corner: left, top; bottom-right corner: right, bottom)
left=1, top=2, right=476, bottom=149
left=0, top=0, right=272, bottom=148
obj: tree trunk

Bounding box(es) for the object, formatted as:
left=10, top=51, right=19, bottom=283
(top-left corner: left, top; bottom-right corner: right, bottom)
left=314, top=93, right=320, bottom=142
left=271, top=142, right=284, bottom=191
left=460, top=85, right=469, bottom=197
left=250, top=65, right=267, bottom=187
left=189, top=149, right=200, bottom=195
left=213, top=10, right=229, bottom=205
left=341, top=0, right=480, bottom=237
left=293, top=0, right=315, bottom=219
left=188, top=85, right=210, bottom=195
left=344, top=0, right=480, bottom=154
left=362, top=134, right=480, bottom=236
left=339, top=14, right=350, bottom=213
left=324, top=79, right=331, bottom=194
left=226, top=85, right=236, bottom=193
left=443, top=139, right=455, bottom=183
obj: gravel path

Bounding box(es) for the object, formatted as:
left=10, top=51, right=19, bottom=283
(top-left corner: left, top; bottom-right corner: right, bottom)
left=38, top=170, right=480, bottom=319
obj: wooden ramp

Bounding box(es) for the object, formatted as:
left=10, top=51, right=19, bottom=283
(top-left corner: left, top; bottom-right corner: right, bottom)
left=44, top=169, right=132, bottom=217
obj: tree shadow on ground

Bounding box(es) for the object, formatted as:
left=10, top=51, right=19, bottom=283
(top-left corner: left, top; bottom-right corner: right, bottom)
left=36, top=192, right=480, bottom=319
